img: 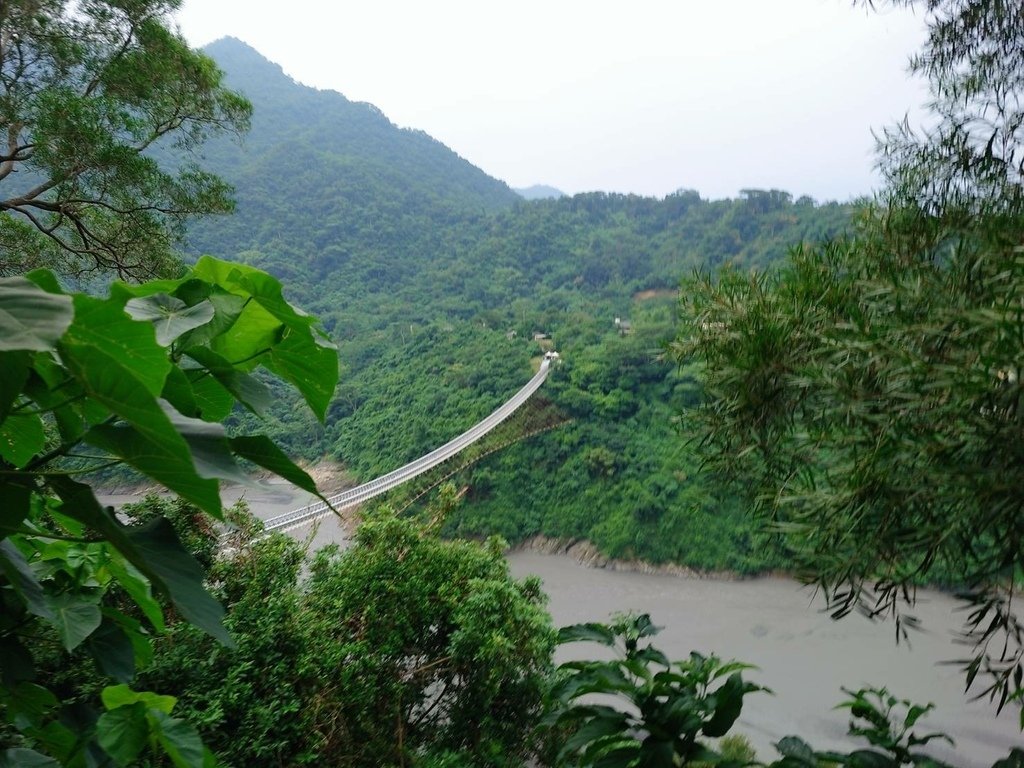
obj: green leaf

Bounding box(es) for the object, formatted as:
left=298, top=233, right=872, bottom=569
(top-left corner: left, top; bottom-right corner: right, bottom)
left=150, top=710, right=206, bottom=768
left=558, top=622, right=617, bottom=646
left=0, top=351, right=30, bottom=422
left=102, top=684, right=176, bottom=715
left=102, top=608, right=155, bottom=669
left=47, top=592, right=102, bottom=651
left=161, top=366, right=199, bottom=418
left=48, top=478, right=231, bottom=646
left=123, top=518, right=231, bottom=646
left=96, top=701, right=148, bottom=766
left=702, top=673, right=747, bottom=737
left=174, top=290, right=247, bottom=350
left=0, top=540, right=54, bottom=621
left=160, top=404, right=250, bottom=486
left=0, top=412, right=46, bottom=468
left=775, top=736, right=817, bottom=765
left=561, top=710, right=630, bottom=756
left=64, top=295, right=170, bottom=397
left=6, top=682, right=58, bottom=730
left=264, top=328, right=337, bottom=421
left=105, top=554, right=165, bottom=632
left=86, top=617, right=136, bottom=682
left=186, top=370, right=235, bottom=422
left=65, top=342, right=225, bottom=511
left=183, top=346, right=271, bottom=415
left=229, top=435, right=320, bottom=496
left=0, top=277, right=73, bottom=352
left=0, top=749, right=60, bottom=768
left=124, top=294, right=215, bottom=346
left=209, top=298, right=282, bottom=370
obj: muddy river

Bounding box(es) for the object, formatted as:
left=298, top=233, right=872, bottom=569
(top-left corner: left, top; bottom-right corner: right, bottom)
left=105, top=482, right=1021, bottom=764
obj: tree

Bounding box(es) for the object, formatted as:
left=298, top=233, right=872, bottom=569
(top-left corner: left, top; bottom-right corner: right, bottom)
left=127, top=501, right=555, bottom=767
left=673, top=0, right=1024, bottom=719
left=0, top=257, right=337, bottom=765
left=0, top=0, right=251, bottom=279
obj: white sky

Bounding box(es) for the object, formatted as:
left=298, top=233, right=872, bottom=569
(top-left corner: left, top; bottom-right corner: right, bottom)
left=175, top=1, right=929, bottom=202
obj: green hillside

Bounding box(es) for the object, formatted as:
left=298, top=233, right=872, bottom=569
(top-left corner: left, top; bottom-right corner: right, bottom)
left=189, top=40, right=853, bottom=570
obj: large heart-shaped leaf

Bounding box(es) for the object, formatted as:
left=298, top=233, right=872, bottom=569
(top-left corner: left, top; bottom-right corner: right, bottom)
left=46, top=592, right=102, bottom=651
left=125, top=294, right=215, bottom=347
left=48, top=478, right=231, bottom=646
left=0, top=277, right=73, bottom=352
left=64, top=295, right=170, bottom=397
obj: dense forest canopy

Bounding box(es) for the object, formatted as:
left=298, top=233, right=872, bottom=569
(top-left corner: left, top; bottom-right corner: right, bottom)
left=182, top=40, right=854, bottom=568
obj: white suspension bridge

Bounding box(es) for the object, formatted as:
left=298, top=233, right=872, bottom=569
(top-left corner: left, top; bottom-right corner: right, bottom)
left=262, top=352, right=559, bottom=535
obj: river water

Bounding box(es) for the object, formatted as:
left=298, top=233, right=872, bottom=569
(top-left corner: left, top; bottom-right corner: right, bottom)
left=507, top=551, right=1021, bottom=766
left=105, top=483, right=1021, bottom=764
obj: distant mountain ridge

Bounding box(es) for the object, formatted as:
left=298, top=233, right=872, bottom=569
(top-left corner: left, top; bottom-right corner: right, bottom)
left=186, top=37, right=519, bottom=270
left=515, top=185, right=566, bottom=200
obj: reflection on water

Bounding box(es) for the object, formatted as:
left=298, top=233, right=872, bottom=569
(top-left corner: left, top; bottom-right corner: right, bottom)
left=508, top=551, right=1021, bottom=766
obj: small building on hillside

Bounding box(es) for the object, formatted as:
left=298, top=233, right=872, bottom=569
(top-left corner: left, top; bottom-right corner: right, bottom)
left=614, top=317, right=632, bottom=335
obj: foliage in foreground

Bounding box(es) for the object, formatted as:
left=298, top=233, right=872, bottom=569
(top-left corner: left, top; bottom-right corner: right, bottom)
left=0, top=0, right=252, bottom=279
left=546, top=614, right=1024, bottom=768
left=49, top=500, right=554, bottom=768
left=0, top=258, right=337, bottom=765
left=673, top=0, right=1024, bottom=717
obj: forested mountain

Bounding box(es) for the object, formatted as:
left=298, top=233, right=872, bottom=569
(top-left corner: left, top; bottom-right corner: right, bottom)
left=189, top=40, right=854, bottom=570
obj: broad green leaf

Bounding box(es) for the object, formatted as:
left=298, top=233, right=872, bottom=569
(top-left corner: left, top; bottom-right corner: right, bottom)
left=561, top=710, right=630, bottom=755
left=0, top=540, right=54, bottom=620
left=102, top=607, right=155, bottom=668
left=183, top=346, right=271, bottom=415
left=775, top=736, right=817, bottom=764
left=109, top=277, right=189, bottom=302
left=85, top=420, right=222, bottom=518
left=702, top=673, right=748, bottom=737
left=0, top=412, right=46, bottom=468
left=64, top=295, right=170, bottom=397
left=96, top=701, right=148, bottom=766
left=86, top=617, right=136, bottom=682
left=161, top=366, right=199, bottom=418
left=229, top=435, right=321, bottom=496
left=102, top=684, right=176, bottom=714
left=0, top=351, right=29, bottom=422
left=123, top=518, right=232, bottom=645
left=264, top=328, right=338, bottom=421
left=125, top=294, right=215, bottom=346
left=558, top=623, right=617, bottom=646
left=0, top=482, right=31, bottom=534
left=24, top=269, right=67, bottom=295
left=0, top=277, right=73, bottom=352
left=46, top=592, right=102, bottom=651
left=59, top=348, right=223, bottom=516
left=105, top=555, right=165, bottom=632
left=48, top=478, right=231, bottom=646
left=210, top=299, right=281, bottom=370
left=150, top=709, right=205, bottom=768
left=6, top=683, right=57, bottom=730
left=185, top=368, right=235, bottom=422
left=0, top=749, right=60, bottom=768
left=174, top=291, right=247, bottom=349
left=160, top=402, right=251, bottom=486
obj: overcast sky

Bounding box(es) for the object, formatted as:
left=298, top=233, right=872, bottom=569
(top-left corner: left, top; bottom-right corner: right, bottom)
left=175, top=1, right=928, bottom=202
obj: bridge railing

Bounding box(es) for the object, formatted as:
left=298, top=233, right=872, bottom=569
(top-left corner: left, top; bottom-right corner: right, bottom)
left=262, top=357, right=554, bottom=535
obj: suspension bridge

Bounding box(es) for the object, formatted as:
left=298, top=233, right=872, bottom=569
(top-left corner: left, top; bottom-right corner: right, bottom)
left=262, top=352, right=559, bottom=535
